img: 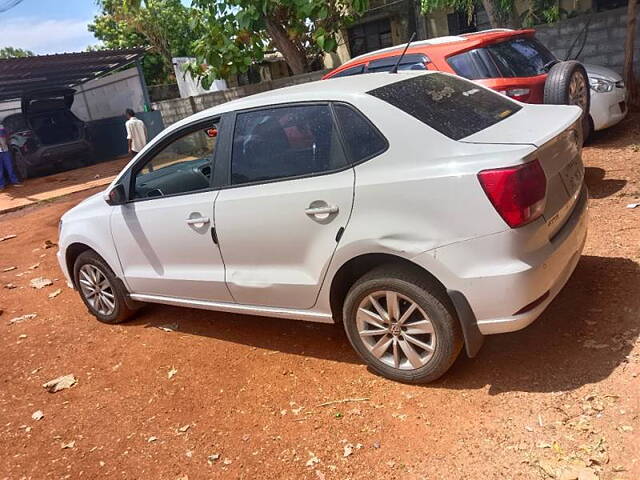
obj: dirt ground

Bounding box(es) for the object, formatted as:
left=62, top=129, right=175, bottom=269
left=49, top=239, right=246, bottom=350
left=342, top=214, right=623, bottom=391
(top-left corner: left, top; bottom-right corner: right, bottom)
left=0, top=115, right=639, bottom=480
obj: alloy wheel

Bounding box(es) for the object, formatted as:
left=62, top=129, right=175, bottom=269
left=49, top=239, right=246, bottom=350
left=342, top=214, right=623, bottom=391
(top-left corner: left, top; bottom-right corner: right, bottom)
left=78, top=264, right=116, bottom=316
left=356, top=290, right=436, bottom=370
left=569, top=72, right=588, bottom=111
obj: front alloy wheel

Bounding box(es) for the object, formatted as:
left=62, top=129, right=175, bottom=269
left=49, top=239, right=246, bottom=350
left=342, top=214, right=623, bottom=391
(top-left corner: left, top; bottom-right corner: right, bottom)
left=73, top=250, right=135, bottom=324
left=78, top=264, right=116, bottom=316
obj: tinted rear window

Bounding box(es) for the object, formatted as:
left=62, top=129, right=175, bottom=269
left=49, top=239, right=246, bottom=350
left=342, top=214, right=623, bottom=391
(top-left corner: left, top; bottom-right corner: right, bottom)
left=368, top=73, right=521, bottom=140
left=333, top=65, right=365, bottom=78
left=367, top=53, right=429, bottom=73
left=448, top=37, right=556, bottom=79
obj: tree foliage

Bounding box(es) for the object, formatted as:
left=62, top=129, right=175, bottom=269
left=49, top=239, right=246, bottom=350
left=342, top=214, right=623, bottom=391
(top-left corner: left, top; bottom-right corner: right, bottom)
left=0, top=46, right=34, bottom=59
left=186, top=0, right=369, bottom=88
left=89, top=0, right=198, bottom=85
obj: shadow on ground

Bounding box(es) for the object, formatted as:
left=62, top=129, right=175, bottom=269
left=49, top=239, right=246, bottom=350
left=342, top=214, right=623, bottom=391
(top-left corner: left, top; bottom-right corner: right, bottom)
left=587, top=112, right=639, bottom=150
left=584, top=166, right=627, bottom=199
left=131, top=254, right=639, bottom=394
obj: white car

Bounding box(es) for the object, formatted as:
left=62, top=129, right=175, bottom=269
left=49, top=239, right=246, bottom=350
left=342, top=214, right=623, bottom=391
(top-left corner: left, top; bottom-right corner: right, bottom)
left=57, top=71, right=588, bottom=383
left=585, top=64, right=628, bottom=132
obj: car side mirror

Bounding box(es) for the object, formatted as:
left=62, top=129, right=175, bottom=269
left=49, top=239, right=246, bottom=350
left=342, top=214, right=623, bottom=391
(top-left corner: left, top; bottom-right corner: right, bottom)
left=105, top=183, right=127, bottom=206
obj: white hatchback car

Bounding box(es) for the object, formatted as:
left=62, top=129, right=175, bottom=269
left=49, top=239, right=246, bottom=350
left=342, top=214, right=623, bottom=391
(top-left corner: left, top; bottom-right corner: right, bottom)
left=58, top=71, right=588, bottom=383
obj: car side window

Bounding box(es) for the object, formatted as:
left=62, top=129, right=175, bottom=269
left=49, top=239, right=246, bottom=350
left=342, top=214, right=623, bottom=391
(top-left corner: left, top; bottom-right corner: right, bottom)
left=133, top=123, right=218, bottom=199
left=230, top=104, right=347, bottom=186
left=333, top=104, right=387, bottom=163
left=332, top=65, right=365, bottom=78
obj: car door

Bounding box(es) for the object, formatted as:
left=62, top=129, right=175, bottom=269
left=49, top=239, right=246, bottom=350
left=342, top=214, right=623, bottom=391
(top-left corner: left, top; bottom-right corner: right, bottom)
left=214, top=103, right=354, bottom=309
left=110, top=117, right=233, bottom=302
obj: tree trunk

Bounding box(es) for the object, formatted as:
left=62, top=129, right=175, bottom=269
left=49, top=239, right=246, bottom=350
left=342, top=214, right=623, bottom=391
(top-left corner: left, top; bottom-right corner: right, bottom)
left=265, top=17, right=309, bottom=75
left=481, top=0, right=520, bottom=29
left=624, top=0, right=638, bottom=107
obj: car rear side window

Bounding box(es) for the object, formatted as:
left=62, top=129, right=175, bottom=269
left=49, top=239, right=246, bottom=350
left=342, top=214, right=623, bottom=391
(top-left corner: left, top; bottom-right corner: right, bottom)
left=231, top=104, right=347, bottom=185
left=368, top=73, right=521, bottom=140
left=332, top=65, right=365, bottom=78
left=333, top=104, right=387, bottom=163
left=367, top=53, right=429, bottom=73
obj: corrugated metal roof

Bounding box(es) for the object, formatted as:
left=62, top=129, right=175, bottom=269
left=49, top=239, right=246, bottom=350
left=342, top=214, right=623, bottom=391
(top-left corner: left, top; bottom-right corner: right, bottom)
left=0, top=48, right=145, bottom=102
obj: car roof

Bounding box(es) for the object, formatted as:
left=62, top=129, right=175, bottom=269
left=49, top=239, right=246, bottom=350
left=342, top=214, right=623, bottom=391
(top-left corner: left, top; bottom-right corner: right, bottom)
left=327, top=28, right=536, bottom=77
left=171, top=70, right=437, bottom=129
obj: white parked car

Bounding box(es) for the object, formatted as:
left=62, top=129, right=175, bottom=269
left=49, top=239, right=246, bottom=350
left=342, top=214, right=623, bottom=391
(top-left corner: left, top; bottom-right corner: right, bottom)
left=57, top=71, right=588, bottom=383
left=585, top=64, right=628, bottom=132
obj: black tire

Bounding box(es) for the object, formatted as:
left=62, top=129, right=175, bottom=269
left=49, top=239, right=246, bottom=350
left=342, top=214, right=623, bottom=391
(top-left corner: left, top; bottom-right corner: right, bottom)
left=73, top=250, right=135, bottom=324
left=342, top=265, right=463, bottom=384
left=544, top=61, right=591, bottom=143
left=12, top=149, right=28, bottom=181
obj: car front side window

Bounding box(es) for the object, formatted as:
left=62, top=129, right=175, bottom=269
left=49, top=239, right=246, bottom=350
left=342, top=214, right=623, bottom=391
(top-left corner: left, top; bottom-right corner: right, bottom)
left=230, top=104, right=347, bottom=186
left=133, top=123, right=218, bottom=200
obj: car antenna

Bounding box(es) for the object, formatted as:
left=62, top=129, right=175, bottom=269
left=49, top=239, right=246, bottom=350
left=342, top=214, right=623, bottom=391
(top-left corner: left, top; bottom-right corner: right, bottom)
left=390, top=32, right=417, bottom=74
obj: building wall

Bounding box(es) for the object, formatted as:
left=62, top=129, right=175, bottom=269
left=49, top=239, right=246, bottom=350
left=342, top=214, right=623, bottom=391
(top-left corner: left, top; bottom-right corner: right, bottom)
left=153, top=70, right=328, bottom=127
left=534, top=6, right=636, bottom=75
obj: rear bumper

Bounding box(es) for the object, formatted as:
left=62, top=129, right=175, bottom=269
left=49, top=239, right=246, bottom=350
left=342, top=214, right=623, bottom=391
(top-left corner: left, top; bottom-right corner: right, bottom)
left=414, top=185, right=588, bottom=335
left=25, top=140, right=92, bottom=170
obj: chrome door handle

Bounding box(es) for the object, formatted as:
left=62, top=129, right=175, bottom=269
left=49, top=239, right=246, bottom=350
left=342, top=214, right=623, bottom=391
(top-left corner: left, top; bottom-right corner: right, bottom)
left=186, top=216, right=210, bottom=225
left=305, top=205, right=339, bottom=216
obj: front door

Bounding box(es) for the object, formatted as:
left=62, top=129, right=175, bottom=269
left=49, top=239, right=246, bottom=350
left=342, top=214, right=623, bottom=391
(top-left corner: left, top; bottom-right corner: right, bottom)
left=215, top=103, right=354, bottom=309
left=111, top=119, right=233, bottom=302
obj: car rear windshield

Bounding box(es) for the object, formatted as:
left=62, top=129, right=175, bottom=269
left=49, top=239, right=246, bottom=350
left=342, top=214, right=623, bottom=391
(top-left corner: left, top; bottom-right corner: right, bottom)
left=448, top=37, right=556, bottom=79
left=368, top=73, right=521, bottom=140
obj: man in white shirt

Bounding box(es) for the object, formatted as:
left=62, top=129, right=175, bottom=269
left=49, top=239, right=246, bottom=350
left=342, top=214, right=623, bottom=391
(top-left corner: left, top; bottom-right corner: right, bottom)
left=125, top=109, right=148, bottom=157
left=0, top=123, right=22, bottom=190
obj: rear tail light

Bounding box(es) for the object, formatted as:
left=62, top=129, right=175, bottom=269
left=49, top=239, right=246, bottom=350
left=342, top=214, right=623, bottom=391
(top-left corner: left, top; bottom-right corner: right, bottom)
left=497, top=88, right=531, bottom=102
left=478, top=159, right=547, bottom=228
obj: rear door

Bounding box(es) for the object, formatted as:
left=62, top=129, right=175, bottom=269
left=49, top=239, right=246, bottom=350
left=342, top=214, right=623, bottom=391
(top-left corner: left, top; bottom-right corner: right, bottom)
left=214, top=103, right=354, bottom=309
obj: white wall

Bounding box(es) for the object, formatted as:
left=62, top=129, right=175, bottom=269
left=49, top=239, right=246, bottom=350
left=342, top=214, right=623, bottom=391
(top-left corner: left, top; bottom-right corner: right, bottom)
left=0, top=67, right=145, bottom=123
left=73, top=67, right=145, bottom=121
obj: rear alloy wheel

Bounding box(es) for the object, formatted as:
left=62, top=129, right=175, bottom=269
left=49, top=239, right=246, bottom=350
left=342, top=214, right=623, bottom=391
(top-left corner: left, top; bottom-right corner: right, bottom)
left=73, top=250, right=135, bottom=324
left=544, top=61, right=591, bottom=142
left=343, top=265, right=463, bottom=383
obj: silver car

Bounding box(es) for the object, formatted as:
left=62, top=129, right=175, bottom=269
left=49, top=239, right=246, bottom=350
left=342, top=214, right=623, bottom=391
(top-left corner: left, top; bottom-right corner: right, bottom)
left=57, top=71, right=587, bottom=383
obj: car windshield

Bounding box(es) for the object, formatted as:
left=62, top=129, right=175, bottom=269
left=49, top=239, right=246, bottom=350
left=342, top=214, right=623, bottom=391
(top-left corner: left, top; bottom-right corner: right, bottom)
left=368, top=73, right=521, bottom=140
left=448, top=37, right=556, bottom=79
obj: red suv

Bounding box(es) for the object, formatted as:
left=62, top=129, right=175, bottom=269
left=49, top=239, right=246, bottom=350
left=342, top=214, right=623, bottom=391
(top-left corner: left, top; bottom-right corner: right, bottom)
left=324, top=29, right=578, bottom=105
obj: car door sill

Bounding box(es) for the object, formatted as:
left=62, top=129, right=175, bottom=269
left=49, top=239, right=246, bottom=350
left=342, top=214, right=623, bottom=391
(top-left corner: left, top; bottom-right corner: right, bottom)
left=129, top=293, right=334, bottom=323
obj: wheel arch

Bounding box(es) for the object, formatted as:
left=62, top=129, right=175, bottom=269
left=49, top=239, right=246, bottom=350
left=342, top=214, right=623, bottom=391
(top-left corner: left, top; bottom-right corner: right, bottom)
left=65, top=242, right=96, bottom=288
left=327, top=252, right=484, bottom=358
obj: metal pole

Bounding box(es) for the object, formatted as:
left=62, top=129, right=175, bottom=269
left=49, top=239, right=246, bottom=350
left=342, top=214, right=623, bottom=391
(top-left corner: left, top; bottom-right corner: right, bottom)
left=136, top=58, right=152, bottom=112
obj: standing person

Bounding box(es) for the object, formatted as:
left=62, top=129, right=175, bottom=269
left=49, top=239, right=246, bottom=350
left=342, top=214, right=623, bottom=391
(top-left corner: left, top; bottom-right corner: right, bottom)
left=0, top=123, right=22, bottom=190
left=125, top=109, right=148, bottom=157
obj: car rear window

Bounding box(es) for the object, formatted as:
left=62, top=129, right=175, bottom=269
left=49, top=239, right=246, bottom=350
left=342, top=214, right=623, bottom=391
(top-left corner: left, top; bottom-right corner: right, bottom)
left=368, top=73, right=521, bottom=140
left=448, top=37, right=556, bottom=79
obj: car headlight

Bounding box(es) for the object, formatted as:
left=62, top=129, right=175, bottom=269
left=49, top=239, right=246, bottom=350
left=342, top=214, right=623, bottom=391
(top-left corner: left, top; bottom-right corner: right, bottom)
left=589, top=76, right=615, bottom=93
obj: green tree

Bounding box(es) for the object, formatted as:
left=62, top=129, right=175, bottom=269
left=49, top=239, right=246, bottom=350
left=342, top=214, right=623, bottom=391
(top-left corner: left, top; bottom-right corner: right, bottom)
left=0, top=46, right=34, bottom=59
left=89, top=0, right=197, bottom=85
left=187, top=0, right=369, bottom=87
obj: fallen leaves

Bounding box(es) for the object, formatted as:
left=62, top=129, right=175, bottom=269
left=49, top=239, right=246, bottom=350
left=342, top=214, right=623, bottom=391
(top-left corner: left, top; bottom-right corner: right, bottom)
left=31, top=410, right=44, bottom=421
left=167, top=368, right=178, bottom=379
left=48, top=288, right=62, bottom=299
left=0, top=234, right=17, bottom=242
left=61, top=440, right=76, bottom=449
left=8, top=313, right=36, bottom=325
left=43, top=240, right=57, bottom=249
left=30, top=277, right=53, bottom=289
left=42, top=374, right=77, bottom=393
left=2, top=266, right=16, bottom=272
left=207, top=453, right=220, bottom=465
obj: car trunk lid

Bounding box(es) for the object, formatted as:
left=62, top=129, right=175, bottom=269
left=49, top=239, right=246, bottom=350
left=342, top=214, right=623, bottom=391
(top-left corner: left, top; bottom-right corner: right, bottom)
left=461, top=104, right=584, bottom=237
left=21, top=88, right=75, bottom=116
